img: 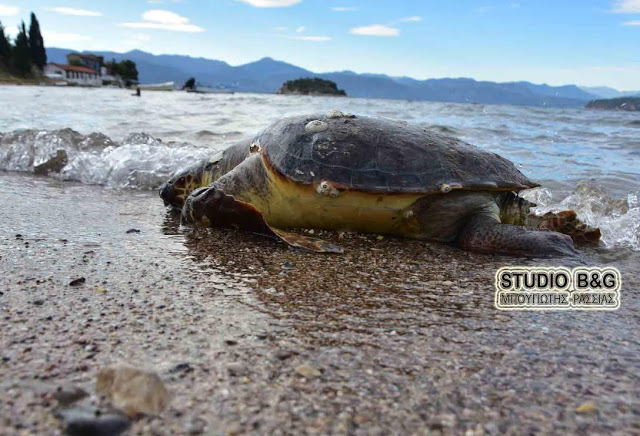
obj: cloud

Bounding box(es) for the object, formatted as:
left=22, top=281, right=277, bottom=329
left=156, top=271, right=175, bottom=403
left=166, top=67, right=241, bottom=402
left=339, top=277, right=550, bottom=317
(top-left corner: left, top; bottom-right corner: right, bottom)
left=296, top=25, right=305, bottom=33
left=612, top=0, right=640, bottom=13
left=43, top=31, right=92, bottom=44
left=622, top=20, right=640, bottom=25
left=399, top=16, right=422, bottom=22
left=121, top=9, right=204, bottom=32
left=331, top=6, right=357, bottom=12
left=350, top=24, right=399, bottom=36
left=0, top=4, right=19, bottom=17
left=237, top=0, right=301, bottom=7
left=50, top=7, right=102, bottom=17
left=273, top=26, right=287, bottom=31
left=288, top=35, right=330, bottom=41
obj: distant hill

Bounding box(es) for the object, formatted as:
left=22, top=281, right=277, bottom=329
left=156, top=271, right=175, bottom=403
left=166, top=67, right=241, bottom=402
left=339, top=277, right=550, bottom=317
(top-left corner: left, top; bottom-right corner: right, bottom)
left=580, top=86, right=640, bottom=99
left=47, top=47, right=601, bottom=107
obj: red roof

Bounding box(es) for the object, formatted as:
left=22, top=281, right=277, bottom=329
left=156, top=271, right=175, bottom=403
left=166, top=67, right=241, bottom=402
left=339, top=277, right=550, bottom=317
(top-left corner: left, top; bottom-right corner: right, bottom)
left=50, top=63, right=98, bottom=74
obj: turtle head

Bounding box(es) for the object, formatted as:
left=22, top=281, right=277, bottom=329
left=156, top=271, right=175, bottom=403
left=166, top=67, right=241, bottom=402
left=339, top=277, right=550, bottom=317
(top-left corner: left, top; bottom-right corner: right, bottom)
left=160, top=162, right=214, bottom=209
left=499, top=192, right=536, bottom=226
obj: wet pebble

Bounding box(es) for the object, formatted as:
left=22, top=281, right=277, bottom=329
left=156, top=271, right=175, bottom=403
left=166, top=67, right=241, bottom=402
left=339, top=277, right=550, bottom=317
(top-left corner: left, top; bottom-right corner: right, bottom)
left=56, top=407, right=130, bottom=436
left=96, top=365, right=169, bottom=416
left=274, top=349, right=297, bottom=361
left=53, top=385, right=89, bottom=407
left=169, top=362, right=193, bottom=374
left=69, top=277, right=86, bottom=287
left=227, top=363, right=248, bottom=377
left=294, top=364, right=321, bottom=377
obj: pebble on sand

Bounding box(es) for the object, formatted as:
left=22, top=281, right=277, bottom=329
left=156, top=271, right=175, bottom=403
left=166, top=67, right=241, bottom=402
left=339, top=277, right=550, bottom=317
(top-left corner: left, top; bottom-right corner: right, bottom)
left=575, top=402, right=597, bottom=414
left=294, top=364, right=322, bottom=377
left=69, top=277, right=86, bottom=287
left=96, top=365, right=169, bottom=417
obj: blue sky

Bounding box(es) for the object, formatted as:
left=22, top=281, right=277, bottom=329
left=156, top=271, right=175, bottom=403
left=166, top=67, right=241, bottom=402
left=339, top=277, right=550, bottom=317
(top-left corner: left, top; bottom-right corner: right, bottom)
left=0, top=0, right=639, bottom=90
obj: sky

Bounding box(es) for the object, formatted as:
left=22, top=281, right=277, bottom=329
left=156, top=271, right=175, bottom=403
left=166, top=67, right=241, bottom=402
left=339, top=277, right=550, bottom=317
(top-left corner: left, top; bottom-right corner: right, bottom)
left=0, top=0, right=639, bottom=90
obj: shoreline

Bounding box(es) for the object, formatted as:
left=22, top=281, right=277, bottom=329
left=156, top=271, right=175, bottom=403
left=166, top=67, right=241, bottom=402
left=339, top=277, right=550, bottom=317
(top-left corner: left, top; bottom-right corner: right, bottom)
left=1, top=172, right=639, bottom=433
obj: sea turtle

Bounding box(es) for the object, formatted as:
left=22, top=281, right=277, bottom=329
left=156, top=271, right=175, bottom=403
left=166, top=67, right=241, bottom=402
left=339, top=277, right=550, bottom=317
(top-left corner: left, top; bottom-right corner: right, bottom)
left=160, top=111, right=583, bottom=257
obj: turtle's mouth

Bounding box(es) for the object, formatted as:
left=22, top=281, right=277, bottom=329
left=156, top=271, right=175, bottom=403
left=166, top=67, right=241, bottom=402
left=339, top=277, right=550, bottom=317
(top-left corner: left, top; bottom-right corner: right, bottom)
left=500, top=192, right=536, bottom=226
left=159, top=181, right=175, bottom=207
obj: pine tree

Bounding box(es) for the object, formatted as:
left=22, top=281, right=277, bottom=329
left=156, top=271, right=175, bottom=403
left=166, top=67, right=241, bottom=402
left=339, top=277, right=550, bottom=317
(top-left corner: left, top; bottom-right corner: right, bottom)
left=0, top=22, right=12, bottom=69
left=12, top=22, right=31, bottom=76
left=118, top=60, right=138, bottom=82
left=28, top=13, right=46, bottom=69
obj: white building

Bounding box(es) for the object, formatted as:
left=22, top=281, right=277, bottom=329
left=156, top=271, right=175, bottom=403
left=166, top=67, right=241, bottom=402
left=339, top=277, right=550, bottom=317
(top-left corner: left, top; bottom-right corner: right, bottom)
left=44, top=63, right=101, bottom=87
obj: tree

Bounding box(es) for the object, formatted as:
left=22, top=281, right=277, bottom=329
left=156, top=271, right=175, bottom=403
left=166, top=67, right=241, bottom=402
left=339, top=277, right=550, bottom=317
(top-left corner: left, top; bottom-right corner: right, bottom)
left=118, top=60, right=138, bottom=82
left=0, top=22, right=11, bottom=69
left=11, top=22, right=31, bottom=76
left=28, top=13, right=46, bottom=69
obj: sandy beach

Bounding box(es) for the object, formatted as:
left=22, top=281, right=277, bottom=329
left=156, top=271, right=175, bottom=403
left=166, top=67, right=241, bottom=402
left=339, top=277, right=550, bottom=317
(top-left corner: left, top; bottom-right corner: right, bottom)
left=1, top=171, right=639, bottom=434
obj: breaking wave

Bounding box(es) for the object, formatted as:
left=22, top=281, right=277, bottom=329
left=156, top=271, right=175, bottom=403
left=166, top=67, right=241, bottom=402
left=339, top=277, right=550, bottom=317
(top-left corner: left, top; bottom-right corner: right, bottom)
left=0, top=129, right=213, bottom=190
left=524, top=181, right=640, bottom=251
left=1, top=128, right=638, bottom=252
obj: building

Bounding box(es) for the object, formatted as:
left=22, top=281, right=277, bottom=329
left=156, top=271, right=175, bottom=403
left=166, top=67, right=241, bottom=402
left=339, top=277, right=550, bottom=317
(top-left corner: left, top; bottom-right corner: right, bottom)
left=99, top=66, right=124, bottom=87
left=43, top=63, right=101, bottom=86
left=67, top=53, right=104, bottom=74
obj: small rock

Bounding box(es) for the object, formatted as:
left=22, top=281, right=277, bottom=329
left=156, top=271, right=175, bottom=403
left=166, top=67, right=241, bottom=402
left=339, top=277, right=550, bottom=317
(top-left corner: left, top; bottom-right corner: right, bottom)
left=274, top=349, right=296, bottom=361
left=224, top=339, right=238, bottom=346
left=125, top=229, right=141, bottom=234
left=169, top=362, right=193, bottom=374
left=576, top=402, right=597, bottom=413
left=281, top=261, right=295, bottom=270
left=96, top=365, right=169, bottom=417
left=185, top=417, right=206, bottom=435
left=227, top=363, right=248, bottom=377
left=53, top=385, right=89, bottom=406
left=70, top=277, right=86, bottom=287
left=56, top=407, right=130, bottom=436
left=32, top=299, right=45, bottom=306
left=294, top=364, right=321, bottom=377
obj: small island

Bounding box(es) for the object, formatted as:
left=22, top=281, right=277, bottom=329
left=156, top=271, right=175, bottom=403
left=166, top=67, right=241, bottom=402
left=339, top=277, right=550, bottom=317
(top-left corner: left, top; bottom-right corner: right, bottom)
left=585, top=97, right=640, bottom=112
left=277, top=77, right=347, bottom=97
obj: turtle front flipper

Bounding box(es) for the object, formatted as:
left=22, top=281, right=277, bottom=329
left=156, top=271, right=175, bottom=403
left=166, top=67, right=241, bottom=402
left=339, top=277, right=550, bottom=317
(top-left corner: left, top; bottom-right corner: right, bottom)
left=458, top=214, right=578, bottom=258
left=526, top=210, right=601, bottom=245
left=182, top=186, right=343, bottom=253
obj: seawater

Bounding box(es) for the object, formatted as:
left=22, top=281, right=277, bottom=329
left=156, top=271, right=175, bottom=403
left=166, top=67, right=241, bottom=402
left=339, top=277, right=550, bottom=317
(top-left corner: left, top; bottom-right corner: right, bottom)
left=0, top=86, right=638, bottom=251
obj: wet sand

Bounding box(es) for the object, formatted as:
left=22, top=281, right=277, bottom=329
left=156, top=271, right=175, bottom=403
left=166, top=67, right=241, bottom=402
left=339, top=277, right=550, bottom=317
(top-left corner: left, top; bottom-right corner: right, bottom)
left=1, top=171, right=639, bottom=434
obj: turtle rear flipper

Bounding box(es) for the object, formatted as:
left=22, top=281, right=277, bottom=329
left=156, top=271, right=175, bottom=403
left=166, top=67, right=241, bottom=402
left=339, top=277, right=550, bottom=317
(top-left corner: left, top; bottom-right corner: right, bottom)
left=459, top=214, right=578, bottom=258
left=182, top=186, right=343, bottom=253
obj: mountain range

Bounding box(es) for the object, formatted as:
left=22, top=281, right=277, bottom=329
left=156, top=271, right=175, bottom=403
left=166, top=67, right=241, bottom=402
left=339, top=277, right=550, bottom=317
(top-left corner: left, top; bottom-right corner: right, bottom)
left=47, top=47, right=639, bottom=108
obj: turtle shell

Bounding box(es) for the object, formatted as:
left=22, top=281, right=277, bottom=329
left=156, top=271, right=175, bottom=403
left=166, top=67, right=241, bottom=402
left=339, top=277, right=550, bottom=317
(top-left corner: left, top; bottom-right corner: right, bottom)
left=255, top=113, right=538, bottom=193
